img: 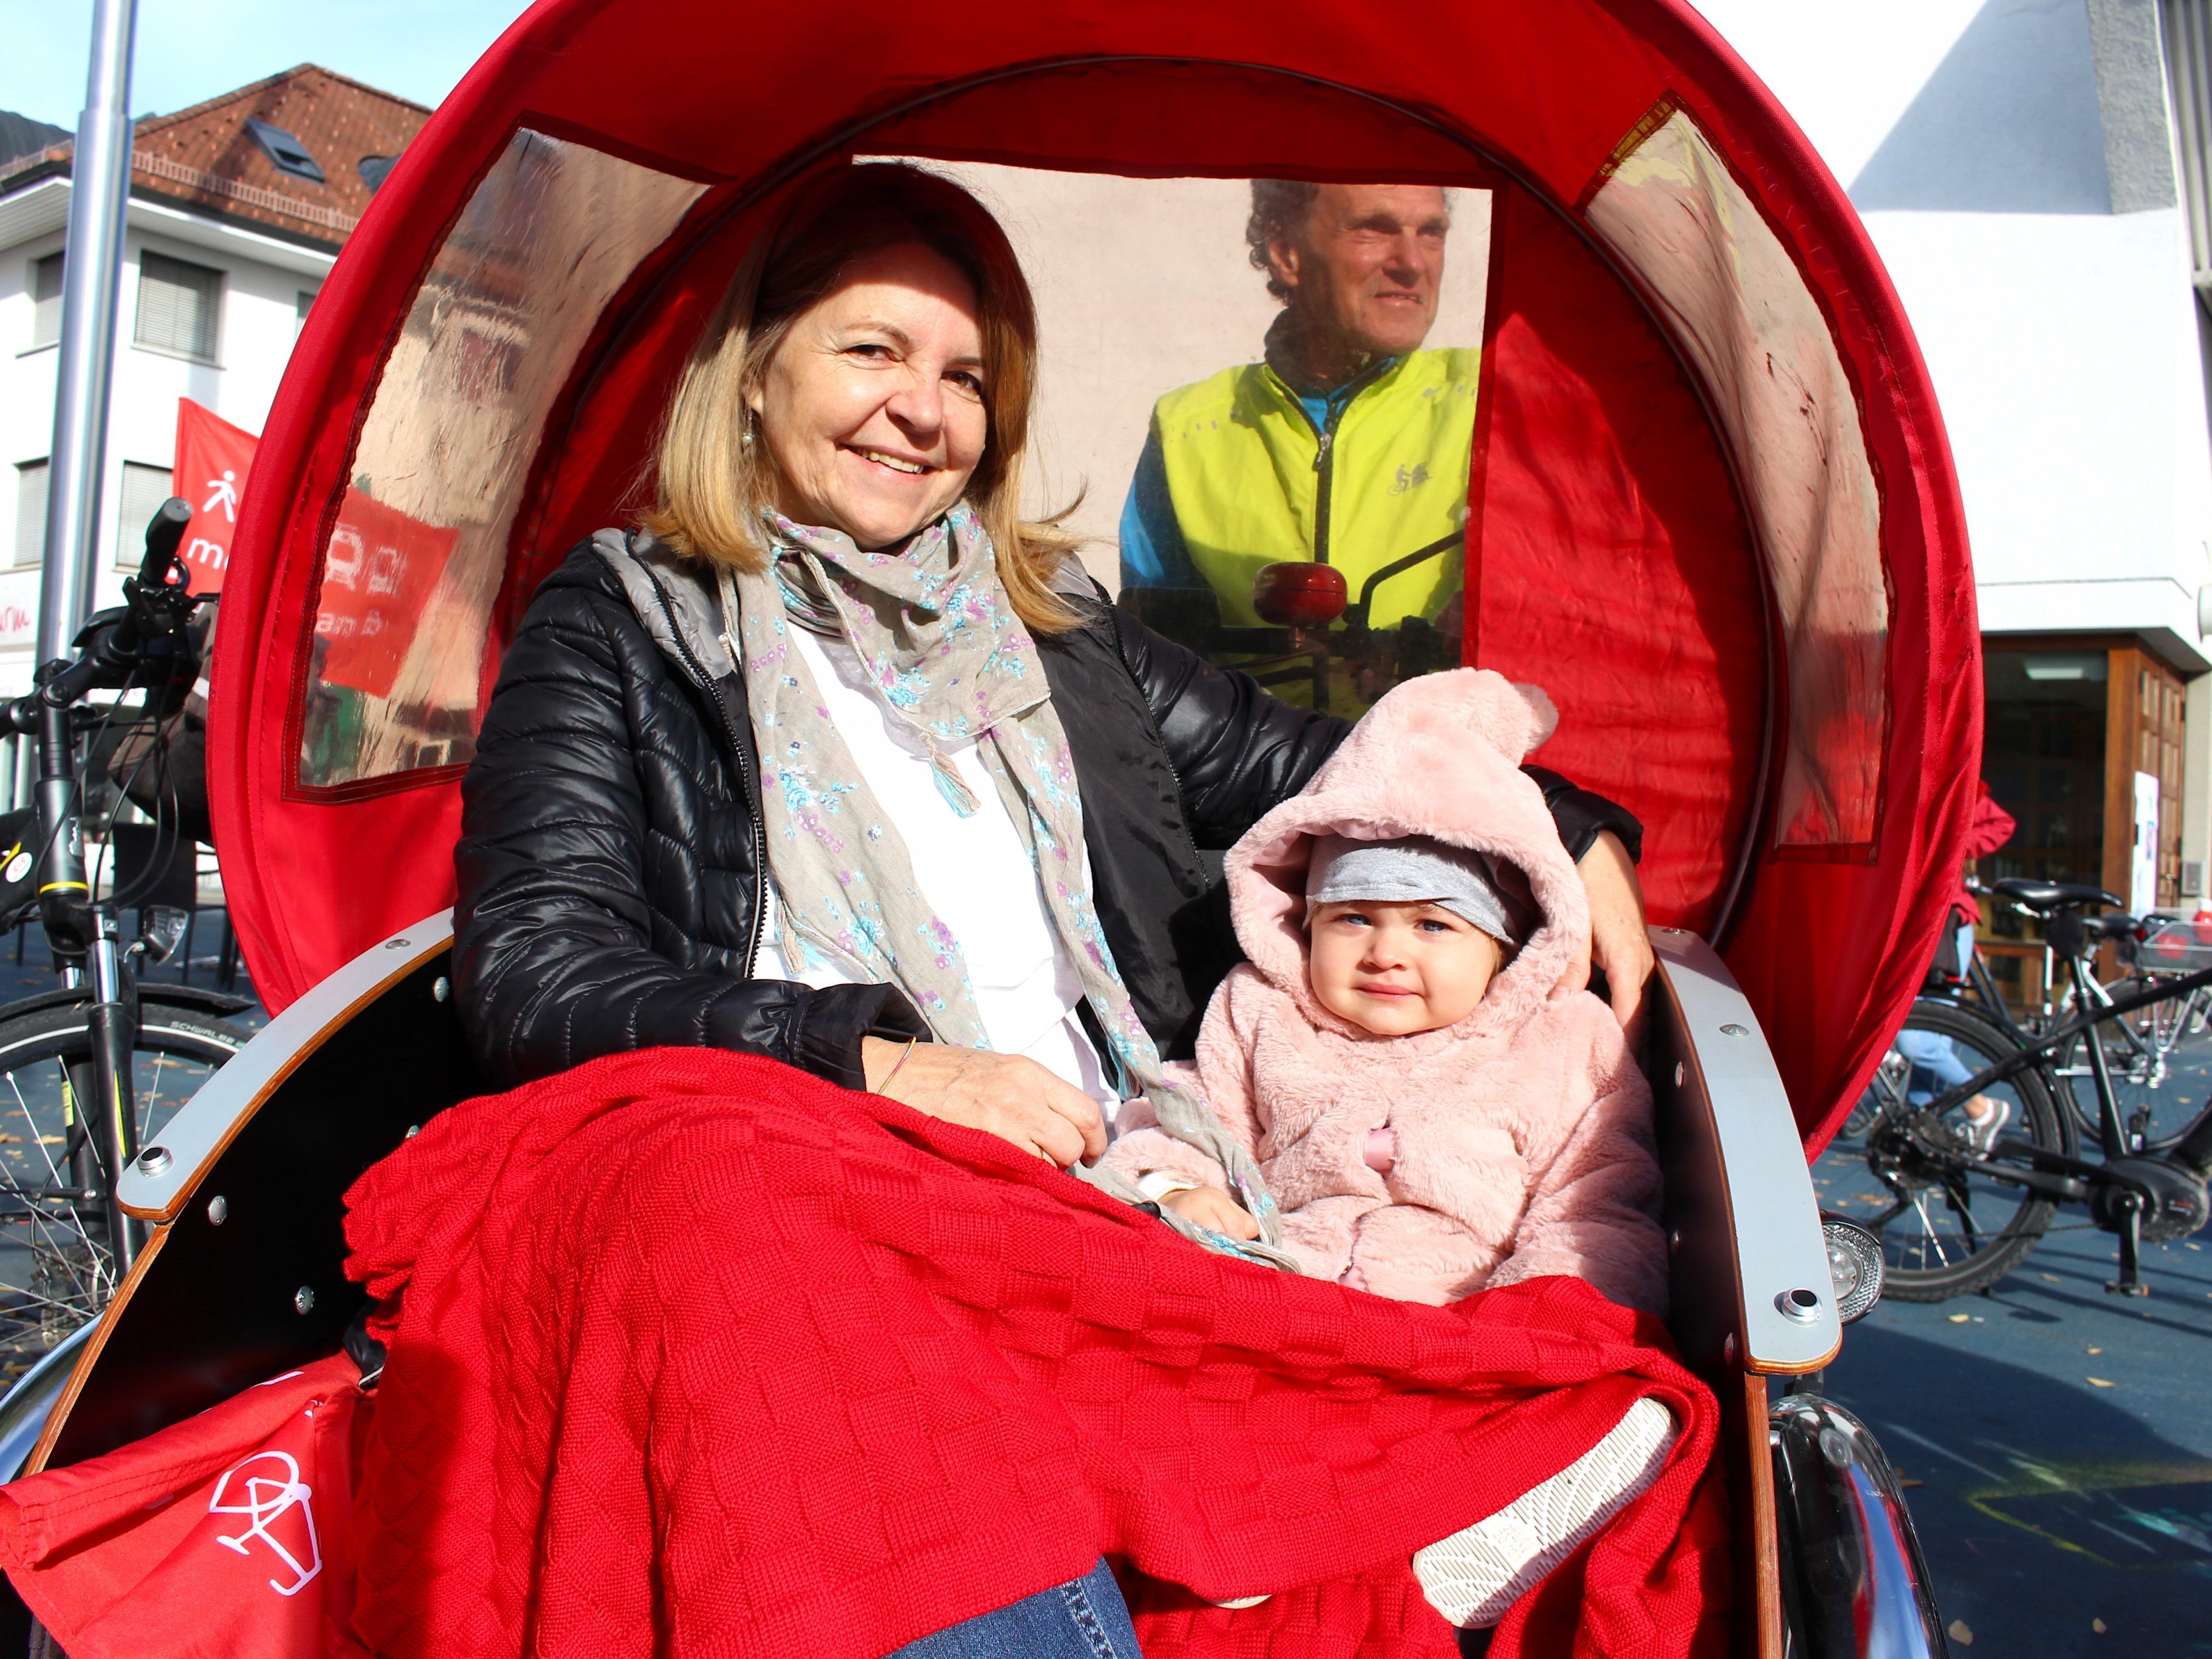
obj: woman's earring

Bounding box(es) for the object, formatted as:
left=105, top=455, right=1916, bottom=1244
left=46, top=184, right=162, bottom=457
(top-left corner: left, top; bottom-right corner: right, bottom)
left=742, top=409, right=756, bottom=446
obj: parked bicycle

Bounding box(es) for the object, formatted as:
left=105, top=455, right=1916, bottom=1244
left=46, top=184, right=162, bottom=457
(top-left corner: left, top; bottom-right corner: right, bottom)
left=1823, top=877, right=2212, bottom=1300
left=0, top=501, right=253, bottom=1366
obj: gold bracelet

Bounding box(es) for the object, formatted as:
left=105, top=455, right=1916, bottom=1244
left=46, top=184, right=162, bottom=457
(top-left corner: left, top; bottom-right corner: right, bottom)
left=880, top=1035, right=919, bottom=1090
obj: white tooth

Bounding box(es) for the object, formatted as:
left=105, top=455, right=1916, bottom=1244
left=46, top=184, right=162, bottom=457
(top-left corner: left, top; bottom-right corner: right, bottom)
left=860, top=450, right=924, bottom=474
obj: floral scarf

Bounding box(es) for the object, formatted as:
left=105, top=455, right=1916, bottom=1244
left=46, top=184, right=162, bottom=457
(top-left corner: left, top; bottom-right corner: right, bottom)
left=722, top=505, right=1293, bottom=1267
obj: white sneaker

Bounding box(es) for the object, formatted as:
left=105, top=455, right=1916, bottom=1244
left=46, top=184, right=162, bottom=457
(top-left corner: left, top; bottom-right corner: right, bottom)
left=1957, top=1096, right=2011, bottom=1156
left=1411, top=1397, right=1676, bottom=1629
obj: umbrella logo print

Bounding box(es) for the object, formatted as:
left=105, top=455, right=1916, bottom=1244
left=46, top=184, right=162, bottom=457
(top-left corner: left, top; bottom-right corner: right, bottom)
left=208, top=1448, right=322, bottom=1596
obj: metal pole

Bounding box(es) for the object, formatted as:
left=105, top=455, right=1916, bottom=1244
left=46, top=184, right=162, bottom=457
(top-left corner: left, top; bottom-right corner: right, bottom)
left=38, top=0, right=139, bottom=666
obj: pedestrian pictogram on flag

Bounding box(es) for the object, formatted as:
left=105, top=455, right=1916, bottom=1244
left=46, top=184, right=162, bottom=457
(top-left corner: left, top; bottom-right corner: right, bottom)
left=172, top=399, right=259, bottom=594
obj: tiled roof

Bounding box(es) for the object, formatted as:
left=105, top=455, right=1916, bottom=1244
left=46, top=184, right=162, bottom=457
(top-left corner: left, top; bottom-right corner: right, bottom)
left=0, top=111, right=69, bottom=172
left=0, top=65, right=428, bottom=250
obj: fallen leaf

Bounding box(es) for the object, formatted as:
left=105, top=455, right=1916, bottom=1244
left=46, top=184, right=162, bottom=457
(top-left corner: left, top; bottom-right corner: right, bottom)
left=1949, top=1620, right=1974, bottom=1646
left=2087, top=1346, right=2103, bottom=1355
left=1948, top=1314, right=1971, bottom=1323
left=2093, top=1618, right=2108, bottom=1633
left=2087, top=1377, right=2115, bottom=1388
left=2040, top=1273, right=2063, bottom=1282
left=37, top=1135, right=63, bottom=1146
left=1900, top=1476, right=1925, bottom=1488
left=2186, top=1242, right=2202, bottom=1252
left=0, top=1134, right=19, bottom=1144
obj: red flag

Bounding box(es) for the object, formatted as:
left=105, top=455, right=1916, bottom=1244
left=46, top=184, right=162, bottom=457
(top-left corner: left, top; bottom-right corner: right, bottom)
left=312, top=490, right=457, bottom=700
left=172, top=399, right=259, bottom=595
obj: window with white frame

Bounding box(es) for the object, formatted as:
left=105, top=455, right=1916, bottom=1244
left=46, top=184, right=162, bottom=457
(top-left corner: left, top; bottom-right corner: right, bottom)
left=116, top=462, right=176, bottom=567
left=29, top=253, right=63, bottom=349
left=13, top=462, right=49, bottom=568
left=135, top=252, right=222, bottom=361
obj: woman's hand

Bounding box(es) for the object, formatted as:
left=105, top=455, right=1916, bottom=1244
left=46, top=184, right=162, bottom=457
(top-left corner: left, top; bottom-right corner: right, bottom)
left=1160, top=1183, right=1262, bottom=1241
left=863, top=1038, right=1107, bottom=1168
left=1566, top=830, right=1654, bottom=1047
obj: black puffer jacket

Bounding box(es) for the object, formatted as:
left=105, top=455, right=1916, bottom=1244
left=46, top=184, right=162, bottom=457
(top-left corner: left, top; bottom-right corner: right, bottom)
left=454, top=537, right=1640, bottom=1091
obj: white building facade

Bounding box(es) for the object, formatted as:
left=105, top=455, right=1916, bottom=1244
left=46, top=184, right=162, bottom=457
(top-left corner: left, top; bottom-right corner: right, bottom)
left=1698, top=0, right=2212, bottom=958
left=0, top=181, right=330, bottom=695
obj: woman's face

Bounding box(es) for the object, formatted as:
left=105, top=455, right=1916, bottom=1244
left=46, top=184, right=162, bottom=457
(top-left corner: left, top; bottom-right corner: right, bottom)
left=750, top=241, right=990, bottom=549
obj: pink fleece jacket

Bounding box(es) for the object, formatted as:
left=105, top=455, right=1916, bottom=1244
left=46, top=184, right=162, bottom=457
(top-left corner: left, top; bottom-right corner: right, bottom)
left=1107, top=669, right=1666, bottom=1313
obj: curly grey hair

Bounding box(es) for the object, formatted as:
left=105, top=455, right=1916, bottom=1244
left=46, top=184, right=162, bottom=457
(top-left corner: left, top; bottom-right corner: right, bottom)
left=1245, top=180, right=1322, bottom=303
left=1245, top=180, right=1454, bottom=303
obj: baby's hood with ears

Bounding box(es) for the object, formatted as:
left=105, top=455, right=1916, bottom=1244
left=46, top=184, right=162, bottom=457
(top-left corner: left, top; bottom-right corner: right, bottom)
left=1227, top=669, right=1588, bottom=1039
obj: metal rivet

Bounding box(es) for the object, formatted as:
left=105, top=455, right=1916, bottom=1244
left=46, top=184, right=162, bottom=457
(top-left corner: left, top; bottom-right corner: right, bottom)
left=1722, top=1334, right=1738, bottom=1365
left=293, top=1286, right=316, bottom=1315
left=1777, top=1287, right=1821, bottom=1323
left=385, top=938, right=409, bottom=950
left=431, top=976, right=450, bottom=1003
left=1719, top=1023, right=1750, bottom=1038
left=404, top=1124, right=421, bottom=1139
left=206, top=1194, right=228, bottom=1226
left=135, top=1146, right=172, bottom=1175
left=1673, top=1061, right=1685, bottom=1088
left=1668, top=1228, right=1683, bottom=1254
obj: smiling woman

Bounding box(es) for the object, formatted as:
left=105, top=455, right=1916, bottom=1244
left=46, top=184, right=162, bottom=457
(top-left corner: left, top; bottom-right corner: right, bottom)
left=643, top=164, right=1079, bottom=632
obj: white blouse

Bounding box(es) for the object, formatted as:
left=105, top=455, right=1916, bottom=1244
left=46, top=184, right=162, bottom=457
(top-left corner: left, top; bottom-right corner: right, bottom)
left=756, top=624, right=1115, bottom=1107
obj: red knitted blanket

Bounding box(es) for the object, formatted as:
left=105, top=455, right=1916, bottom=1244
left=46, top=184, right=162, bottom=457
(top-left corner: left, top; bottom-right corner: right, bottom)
left=341, top=1049, right=1729, bottom=1659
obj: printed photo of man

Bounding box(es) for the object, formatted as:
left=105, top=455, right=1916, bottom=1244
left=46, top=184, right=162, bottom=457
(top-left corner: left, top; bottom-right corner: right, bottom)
left=1117, top=181, right=1478, bottom=707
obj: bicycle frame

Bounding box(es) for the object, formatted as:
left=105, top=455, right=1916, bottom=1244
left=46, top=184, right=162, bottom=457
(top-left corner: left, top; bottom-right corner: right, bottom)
left=24, top=671, right=142, bottom=1276
left=1909, top=957, right=2212, bottom=1144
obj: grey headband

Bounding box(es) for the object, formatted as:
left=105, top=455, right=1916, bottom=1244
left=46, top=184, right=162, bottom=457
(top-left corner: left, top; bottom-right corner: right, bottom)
left=1304, top=833, right=1535, bottom=945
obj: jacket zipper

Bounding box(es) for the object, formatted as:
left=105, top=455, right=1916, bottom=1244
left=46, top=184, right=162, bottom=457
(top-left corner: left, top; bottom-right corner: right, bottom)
left=1270, top=356, right=1389, bottom=568
left=642, top=566, right=768, bottom=977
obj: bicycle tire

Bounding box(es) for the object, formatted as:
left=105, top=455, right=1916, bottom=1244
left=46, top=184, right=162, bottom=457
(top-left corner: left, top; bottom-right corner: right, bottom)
left=1819, top=999, right=2068, bottom=1302
left=2049, top=980, right=2208, bottom=1154
left=0, top=1001, right=249, bottom=1370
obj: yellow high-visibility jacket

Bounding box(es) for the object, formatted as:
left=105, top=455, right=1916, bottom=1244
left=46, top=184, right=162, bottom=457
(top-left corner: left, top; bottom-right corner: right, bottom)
left=1148, top=346, right=1479, bottom=629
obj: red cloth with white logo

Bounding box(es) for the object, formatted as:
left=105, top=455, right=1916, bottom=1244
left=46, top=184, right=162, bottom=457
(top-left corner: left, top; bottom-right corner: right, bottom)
left=0, top=1355, right=365, bottom=1659
left=341, top=1048, right=1728, bottom=1659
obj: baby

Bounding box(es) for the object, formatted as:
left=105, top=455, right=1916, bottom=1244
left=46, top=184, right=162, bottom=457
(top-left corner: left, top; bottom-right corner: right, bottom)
left=1106, top=667, right=1666, bottom=1315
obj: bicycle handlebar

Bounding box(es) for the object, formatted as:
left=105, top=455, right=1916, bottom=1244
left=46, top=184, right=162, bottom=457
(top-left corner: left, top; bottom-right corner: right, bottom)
left=2, top=498, right=199, bottom=733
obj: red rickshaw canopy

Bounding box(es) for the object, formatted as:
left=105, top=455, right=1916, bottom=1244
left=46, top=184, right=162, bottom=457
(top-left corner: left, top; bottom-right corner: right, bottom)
left=208, top=0, right=1981, bottom=1148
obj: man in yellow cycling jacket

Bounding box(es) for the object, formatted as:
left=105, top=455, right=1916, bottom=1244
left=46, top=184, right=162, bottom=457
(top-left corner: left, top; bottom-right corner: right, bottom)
left=1118, top=181, right=1476, bottom=634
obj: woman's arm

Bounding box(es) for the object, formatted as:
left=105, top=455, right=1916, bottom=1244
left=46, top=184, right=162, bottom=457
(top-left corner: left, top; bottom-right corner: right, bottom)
left=454, top=579, right=927, bottom=1091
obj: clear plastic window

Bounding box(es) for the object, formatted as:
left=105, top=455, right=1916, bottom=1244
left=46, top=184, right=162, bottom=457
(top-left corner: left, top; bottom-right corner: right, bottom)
left=1587, top=108, right=1891, bottom=850
left=296, top=129, right=705, bottom=788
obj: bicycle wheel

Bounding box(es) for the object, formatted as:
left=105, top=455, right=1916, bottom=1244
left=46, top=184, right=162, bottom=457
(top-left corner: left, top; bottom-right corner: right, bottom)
left=2050, top=979, right=2211, bottom=1154
left=1816, top=999, right=2069, bottom=1301
left=0, top=1001, right=248, bottom=1372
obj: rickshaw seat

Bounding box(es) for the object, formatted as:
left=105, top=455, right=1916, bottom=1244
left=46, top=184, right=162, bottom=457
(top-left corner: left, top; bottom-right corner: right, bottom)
left=13, top=916, right=1838, bottom=1656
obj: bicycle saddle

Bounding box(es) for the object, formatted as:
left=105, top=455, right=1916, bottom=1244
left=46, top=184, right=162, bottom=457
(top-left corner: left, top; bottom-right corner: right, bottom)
left=1988, top=877, right=2125, bottom=912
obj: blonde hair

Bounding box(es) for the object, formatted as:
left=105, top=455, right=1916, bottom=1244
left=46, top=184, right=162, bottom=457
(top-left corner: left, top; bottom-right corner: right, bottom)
left=643, top=163, right=1078, bottom=632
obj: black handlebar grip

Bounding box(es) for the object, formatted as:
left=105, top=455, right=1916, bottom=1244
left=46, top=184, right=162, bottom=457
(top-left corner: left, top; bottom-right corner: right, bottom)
left=140, top=497, right=192, bottom=589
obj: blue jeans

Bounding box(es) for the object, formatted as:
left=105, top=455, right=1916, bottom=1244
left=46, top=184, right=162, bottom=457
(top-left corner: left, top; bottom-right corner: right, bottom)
left=1895, top=1028, right=1976, bottom=1107
left=890, top=1559, right=1143, bottom=1658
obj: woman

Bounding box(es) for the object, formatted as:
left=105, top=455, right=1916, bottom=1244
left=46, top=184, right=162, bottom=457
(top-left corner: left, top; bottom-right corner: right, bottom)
left=452, top=162, right=1659, bottom=1652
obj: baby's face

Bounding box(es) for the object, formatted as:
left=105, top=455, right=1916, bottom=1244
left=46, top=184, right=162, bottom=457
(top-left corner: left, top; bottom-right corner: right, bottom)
left=1307, top=900, right=1502, bottom=1036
